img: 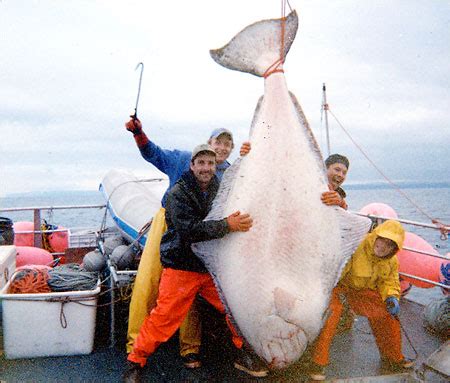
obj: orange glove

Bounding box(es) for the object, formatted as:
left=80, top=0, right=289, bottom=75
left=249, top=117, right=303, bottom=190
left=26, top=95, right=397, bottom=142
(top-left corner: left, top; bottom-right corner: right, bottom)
left=226, top=211, right=253, bottom=232
left=240, top=141, right=251, bottom=156
left=321, top=191, right=348, bottom=209
left=125, top=118, right=143, bottom=135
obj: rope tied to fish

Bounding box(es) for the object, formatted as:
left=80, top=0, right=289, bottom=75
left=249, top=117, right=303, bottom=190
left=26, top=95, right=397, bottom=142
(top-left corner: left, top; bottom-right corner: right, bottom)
left=263, top=0, right=293, bottom=78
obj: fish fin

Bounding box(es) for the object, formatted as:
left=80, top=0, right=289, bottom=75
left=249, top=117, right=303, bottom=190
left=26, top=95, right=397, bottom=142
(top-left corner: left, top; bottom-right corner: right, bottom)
left=289, top=91, right=325, bottom=174
left=210, top=10, right=298, bottom=77
left=334, top=209, right=372, bottom=285
left=249, top=95, right=264, bottom=138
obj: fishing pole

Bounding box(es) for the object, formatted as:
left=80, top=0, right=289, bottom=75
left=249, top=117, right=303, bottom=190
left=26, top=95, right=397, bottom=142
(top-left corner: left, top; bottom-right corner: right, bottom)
left=130, top=62, right=144, bottom=120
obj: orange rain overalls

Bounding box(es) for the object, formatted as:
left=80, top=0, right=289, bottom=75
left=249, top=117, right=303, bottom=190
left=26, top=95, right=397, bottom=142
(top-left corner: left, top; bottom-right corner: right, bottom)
left=126, top=208, right=201, bottom=356
left=312, top=220, right=406, bottom=367
left=128, top=268, right=243, bottom=367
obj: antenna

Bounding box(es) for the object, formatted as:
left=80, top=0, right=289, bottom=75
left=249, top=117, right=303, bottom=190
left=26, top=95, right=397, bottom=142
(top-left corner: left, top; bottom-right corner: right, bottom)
left=322, top=83, right=331, bottom=156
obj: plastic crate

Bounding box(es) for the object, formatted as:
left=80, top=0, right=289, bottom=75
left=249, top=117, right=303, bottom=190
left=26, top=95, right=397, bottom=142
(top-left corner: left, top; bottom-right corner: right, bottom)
left=0, top=279, right=100, bottom=359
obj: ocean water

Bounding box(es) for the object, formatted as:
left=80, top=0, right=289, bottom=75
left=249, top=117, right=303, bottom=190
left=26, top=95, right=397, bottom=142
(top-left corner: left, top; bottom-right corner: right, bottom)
left=1, top=184, right=448, bottom=252
left=0, top=190, right=110, bottom=230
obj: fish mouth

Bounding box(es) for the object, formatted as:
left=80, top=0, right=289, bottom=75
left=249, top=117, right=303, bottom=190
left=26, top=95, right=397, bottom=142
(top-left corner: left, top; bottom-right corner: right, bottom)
left=266, top=325, right=309, bottom=369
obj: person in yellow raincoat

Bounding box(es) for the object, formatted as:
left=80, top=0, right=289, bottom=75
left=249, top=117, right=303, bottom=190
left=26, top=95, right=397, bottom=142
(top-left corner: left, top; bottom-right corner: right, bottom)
left=309, top=220, right=415, bottom=381
left=124, top=117, right=249, bottom=368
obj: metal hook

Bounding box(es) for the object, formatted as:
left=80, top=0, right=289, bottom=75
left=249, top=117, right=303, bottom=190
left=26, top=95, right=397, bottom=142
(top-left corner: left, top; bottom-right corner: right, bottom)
left=131, top=62, right=144, bottom=120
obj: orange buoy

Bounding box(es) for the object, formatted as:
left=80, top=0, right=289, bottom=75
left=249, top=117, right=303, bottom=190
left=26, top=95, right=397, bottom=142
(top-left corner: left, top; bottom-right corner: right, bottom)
left=397, top=232, right=442, bottom=288
left=47, top=227, right=69, bottom=253
left=359, top=202, right=398, bottom=219
left=13, top=221, right=69, bottom=253
left=13, top=221, right=35, bottom=246
left=16, top=246, right=54, bottom=268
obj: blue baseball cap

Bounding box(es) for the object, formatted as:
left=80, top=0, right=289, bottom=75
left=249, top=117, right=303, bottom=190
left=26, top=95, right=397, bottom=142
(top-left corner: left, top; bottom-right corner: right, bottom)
left=209, top=128, right=233, bottom=142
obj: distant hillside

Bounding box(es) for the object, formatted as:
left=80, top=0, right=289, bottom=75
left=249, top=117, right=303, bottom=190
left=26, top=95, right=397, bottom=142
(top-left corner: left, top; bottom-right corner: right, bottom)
left=345, top=181, right=450, bottom=190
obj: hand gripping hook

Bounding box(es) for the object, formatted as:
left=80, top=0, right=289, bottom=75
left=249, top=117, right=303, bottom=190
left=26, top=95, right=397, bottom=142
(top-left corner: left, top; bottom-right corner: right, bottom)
left=130, top=62, right=144, bottom=120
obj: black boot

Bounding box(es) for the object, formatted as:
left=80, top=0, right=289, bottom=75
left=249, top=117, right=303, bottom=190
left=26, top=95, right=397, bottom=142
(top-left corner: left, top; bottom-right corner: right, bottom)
left=234, top=347, right=269, bottom=378
left=122, top=361, right=143, bottom=383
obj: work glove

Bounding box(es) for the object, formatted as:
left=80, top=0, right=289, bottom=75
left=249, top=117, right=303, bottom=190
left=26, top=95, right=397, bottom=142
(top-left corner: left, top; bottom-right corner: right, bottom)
left=321, top=191, right=348, bottom=209
left=125, top=117, right=143, bottom=135
left=240, top=141, right=251, bottom=156
left=227, top=211, right=253, bottom=232
left=385, top=296, right=400, bottom=316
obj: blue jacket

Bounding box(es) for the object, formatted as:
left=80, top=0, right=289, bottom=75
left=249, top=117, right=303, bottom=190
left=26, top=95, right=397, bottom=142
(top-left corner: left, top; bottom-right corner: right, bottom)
left=139, top=141, right=230, bottom=206
left=160, top=170, right=229, bottom=272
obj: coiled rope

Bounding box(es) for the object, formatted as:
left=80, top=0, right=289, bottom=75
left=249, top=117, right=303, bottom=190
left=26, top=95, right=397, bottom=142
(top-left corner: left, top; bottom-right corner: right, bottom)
left=8, top=268, right=51, bottom=294
left=48, top=264, right=98, bottom=292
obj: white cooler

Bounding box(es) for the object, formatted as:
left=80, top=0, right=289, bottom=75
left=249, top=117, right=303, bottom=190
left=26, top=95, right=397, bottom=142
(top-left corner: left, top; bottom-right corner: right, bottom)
left=0, top=278, right=100, bottom=359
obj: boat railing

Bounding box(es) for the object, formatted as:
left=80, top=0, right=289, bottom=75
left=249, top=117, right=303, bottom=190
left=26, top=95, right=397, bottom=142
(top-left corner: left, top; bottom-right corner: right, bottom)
left=0, top=204, right=106, bottom=248
left=352, top=211, right=450, bottom=232
left=352, top=211, right=449, bottom=291
left=1, top=205, right=448, bottom=291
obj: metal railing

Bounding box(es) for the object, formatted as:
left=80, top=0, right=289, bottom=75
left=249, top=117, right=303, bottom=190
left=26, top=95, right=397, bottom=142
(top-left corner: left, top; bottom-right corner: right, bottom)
left=0, top=204, right=106, bottom=248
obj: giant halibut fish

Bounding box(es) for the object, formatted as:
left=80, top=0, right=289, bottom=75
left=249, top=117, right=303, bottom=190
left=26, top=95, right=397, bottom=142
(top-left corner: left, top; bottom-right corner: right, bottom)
left=192, top=10, right=372, bottom=368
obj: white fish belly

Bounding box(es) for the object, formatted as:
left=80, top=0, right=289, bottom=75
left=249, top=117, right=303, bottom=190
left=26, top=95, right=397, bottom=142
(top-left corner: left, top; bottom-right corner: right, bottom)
left=213, top=74, right=342, bottom=366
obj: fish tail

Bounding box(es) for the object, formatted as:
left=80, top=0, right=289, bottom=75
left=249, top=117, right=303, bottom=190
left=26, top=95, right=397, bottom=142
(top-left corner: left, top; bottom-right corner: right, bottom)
left=210, top=10, right=298, bottom=77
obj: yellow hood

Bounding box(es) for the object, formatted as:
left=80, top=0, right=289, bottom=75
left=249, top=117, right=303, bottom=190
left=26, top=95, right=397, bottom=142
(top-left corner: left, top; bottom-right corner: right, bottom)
left=373, top=220, right=405, bottom=251
left=339, top=219, right=404, bottom=300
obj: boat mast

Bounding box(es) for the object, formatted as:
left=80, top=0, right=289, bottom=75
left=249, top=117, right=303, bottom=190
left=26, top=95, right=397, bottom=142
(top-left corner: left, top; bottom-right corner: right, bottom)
left=322, top=83, right=331, bottom=156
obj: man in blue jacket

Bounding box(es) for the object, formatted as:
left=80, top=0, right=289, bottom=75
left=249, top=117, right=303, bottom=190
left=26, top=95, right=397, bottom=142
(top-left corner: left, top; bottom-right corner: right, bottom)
left=124, top=118, right=246, bottom=368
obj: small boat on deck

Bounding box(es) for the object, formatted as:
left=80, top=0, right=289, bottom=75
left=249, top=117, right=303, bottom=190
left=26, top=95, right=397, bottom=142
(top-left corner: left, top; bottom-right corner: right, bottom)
left=99, top=168, right=168, bottom=247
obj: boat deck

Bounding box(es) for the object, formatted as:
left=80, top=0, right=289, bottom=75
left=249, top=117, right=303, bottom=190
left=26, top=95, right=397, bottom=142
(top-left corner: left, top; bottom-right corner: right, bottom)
left=0, top=287, right=447, bottom=383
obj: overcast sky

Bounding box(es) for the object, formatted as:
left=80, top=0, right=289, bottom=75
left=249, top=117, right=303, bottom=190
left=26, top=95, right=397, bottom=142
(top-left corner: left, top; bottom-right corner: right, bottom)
left=1, top=0, right=449, bottom=196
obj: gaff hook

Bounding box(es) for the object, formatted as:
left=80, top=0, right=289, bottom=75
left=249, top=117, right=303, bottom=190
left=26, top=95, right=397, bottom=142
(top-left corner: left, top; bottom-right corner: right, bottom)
left=130, top=62, right=144, bottom=120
